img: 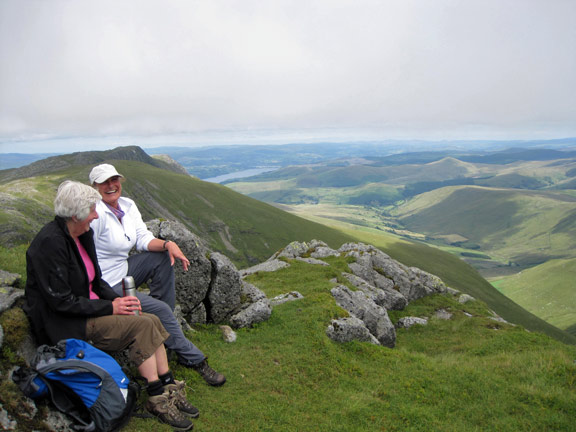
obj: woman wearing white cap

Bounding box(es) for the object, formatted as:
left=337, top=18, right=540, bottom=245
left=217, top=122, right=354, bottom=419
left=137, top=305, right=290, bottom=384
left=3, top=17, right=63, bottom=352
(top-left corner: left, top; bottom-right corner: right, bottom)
left=89, top=163, right=226, bottom=387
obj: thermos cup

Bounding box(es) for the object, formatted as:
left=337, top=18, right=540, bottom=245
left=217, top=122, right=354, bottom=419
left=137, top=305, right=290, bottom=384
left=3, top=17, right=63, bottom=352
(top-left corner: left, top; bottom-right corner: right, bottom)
left=121, top=276, right=140, bottom=315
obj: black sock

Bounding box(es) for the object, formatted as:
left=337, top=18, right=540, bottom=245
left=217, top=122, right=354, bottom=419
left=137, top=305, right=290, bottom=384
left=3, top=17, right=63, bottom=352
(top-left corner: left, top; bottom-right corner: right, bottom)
left=147, top=379, right=164, bottom=396
left=159, top=371, right=175, bottom=386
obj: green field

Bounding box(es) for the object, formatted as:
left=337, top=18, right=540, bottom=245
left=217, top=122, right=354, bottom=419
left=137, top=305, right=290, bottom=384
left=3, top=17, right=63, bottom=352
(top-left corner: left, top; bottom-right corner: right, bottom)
left=492, top=258, right=576, bottom=333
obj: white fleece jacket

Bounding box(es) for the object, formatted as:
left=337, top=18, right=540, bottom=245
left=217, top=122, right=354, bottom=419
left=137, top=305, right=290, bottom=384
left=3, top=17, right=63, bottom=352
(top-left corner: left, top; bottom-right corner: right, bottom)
left=91, top=197, right=155, bottom=286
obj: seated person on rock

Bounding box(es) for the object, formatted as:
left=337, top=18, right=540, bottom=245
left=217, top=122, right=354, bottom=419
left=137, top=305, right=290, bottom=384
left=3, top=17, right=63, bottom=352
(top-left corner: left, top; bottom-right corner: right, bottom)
left=24, top=180, right=198, bottom=430
left=88, top=163, right=225, bottom=386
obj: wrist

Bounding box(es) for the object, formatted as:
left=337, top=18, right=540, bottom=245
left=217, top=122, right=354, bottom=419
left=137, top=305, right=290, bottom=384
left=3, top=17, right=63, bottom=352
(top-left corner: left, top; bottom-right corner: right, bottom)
left=162, top=240, right=172, bottom=250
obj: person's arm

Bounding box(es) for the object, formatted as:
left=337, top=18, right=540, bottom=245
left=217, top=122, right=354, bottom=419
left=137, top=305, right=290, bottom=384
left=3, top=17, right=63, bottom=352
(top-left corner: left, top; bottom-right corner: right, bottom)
left=127, top=199, right=190, bottom=271
left=147, top=238, right=190, bottom=271
left=30, top=235, right=140, bottom=316
left=29, top=235, right=114, bottom=317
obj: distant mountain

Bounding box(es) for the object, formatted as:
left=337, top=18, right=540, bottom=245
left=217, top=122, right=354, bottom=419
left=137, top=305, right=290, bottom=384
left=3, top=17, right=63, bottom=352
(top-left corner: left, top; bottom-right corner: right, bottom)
left=146, top=137, right=576, bottom=178
left=0, top=153, right=59, bottom=170
left=0, top=145, right=187, bottom=183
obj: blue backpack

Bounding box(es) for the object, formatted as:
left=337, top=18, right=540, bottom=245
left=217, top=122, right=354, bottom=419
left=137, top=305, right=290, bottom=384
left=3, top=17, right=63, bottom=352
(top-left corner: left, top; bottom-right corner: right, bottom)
left=13, top=339, right=139, bottom=432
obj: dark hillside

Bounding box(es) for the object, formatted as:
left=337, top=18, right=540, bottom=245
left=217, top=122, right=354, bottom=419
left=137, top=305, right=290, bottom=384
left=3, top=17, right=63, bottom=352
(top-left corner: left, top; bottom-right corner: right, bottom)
left=0, top=147, right=354, bottom=266
left=0, top=145, right=185, bottom=183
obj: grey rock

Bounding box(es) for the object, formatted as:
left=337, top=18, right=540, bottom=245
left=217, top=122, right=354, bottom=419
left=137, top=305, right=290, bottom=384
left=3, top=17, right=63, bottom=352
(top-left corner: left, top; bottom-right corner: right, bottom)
left=174, top=304, right=193, bottom=332
left=446, top=286, right=461, bottom=296
left=219, top=325, right=237, bottom=343
left=240, top=281, right=268, bottom=303
left=188, top=303, right=207, bottom=324
left=146, top=219, right=212, bottom=317
left=44, top=409, right=76, bottom=431
left=270, top=291, right=304, bottom=306
left=272, top=241, right=311, bottom=259
left=295, top=257, right=329, bottom=266
left=396, top=317, right=428, bottom=329
left=342, top=242, right=447, bottom=302
left=341, top=272, right=407, bottom=310
left=331, top=285, right=396, bottom=348
left=16, top=334, right=38, bottom=367
left=240, top=259, right=290, bottom=277
left=0, top=270, right=20, bottom=287
left=229, top=299, right=271, bottom=329
left=459, top=294, right=475, bottom=304
left=434, top=309, right=453, bottom=320
left=0, top=287, right=25, bottom=314
left=229, top=281, right=271, bottom=328
left=208, top=252, right=242, bottom=323
left=310, top=246, right=339, bottom=259
left=0, top=405, right=16, bottom=431
left=326, top=316, right=380, bottom=345
left=489, top=311, right=512, bottom=325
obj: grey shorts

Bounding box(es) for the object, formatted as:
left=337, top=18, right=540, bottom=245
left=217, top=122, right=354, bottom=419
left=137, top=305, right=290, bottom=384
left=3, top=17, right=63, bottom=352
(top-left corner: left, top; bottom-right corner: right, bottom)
left=86, top=312, right=170, bottom=366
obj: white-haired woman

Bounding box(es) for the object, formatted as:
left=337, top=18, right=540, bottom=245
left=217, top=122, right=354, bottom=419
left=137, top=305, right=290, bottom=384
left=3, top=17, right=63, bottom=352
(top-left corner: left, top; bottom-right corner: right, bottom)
left=24, top=180, right=196, bottom=430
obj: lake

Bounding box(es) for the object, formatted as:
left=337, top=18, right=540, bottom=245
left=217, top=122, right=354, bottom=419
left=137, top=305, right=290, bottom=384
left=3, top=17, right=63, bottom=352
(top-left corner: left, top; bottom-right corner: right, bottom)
left=202, top=167, right=279, bottom=183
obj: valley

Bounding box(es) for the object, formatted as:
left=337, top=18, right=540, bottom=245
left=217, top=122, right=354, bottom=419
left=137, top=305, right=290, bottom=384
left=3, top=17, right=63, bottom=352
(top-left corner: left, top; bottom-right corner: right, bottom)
left=2, top=142, right=576, bottom=340
left=209, top=142, right=576, bottom=334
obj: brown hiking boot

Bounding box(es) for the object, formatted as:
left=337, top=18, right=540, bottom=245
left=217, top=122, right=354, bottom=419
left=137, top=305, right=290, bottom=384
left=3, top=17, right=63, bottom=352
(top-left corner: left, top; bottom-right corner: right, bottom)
left=165, top=380, right=200, bottom=418
left=191, top=359, right=226, bottom=386
left=146, top=390, right=194, bottom=431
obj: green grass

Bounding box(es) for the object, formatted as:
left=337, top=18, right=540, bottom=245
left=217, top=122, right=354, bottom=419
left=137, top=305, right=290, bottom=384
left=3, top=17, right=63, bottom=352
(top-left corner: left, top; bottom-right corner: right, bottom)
left=0, top=244, right=28, bottom=283
left=492, top=258, right=576, bottom=333
left=119, top=258, right=576, bottom=432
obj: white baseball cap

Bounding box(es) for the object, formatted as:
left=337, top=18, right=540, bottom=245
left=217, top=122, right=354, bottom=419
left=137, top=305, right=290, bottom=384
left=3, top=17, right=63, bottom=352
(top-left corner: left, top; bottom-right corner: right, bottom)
left=89, top=164, right=124, bottom=184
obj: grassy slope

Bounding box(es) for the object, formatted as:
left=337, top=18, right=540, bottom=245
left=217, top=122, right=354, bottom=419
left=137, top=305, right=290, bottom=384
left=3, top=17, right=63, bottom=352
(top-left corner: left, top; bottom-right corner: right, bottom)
left=492, top=258, right=576, bottom=333
left=392, top=185, right=576, bottom=265
left=123, top=257, right=576, bottom=432
left=279, top=209, right=576, bottom=345
left=230, top=178, right=403, bottom=206
left=0, top=160, right=354, bottom=267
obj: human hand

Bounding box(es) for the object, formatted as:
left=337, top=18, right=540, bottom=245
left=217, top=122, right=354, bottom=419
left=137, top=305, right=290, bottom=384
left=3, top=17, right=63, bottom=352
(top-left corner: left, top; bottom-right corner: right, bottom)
left=112, top=296, right=142, bottom=315
left=165, top=241, right=190, bottom=271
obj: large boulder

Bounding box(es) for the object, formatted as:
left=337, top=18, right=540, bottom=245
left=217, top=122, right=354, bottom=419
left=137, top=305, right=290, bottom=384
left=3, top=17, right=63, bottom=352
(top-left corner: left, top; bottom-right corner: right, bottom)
left=326, top=316, right=380, bottom=345
left=341, top=272, right=407, bottom=310
left=208, top=252, right=243, bottom=323
left=339, top=242, right=447, bottom=302
left=228, top=281, right=271, bottom=328
left=331, top=285, right=396, bottom=348
left=146, top=219, right=212, bottom=315
left=147, top=219, right=270, bottom=328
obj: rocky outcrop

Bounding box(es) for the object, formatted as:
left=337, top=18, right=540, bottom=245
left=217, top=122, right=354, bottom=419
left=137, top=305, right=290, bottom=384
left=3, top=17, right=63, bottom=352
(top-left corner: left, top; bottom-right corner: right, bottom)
left=249, top=240, right=453, bottom=347
left=331, top=285, right=396, bottom=347
left=146, top=219, right=271, bottom=328
left=326, top=316, right=379, bottom=345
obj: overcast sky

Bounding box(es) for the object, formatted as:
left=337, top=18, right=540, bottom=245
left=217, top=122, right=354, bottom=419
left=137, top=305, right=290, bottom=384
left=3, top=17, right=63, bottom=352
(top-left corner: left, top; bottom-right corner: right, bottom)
left=1, top=0, right=575, bottom=153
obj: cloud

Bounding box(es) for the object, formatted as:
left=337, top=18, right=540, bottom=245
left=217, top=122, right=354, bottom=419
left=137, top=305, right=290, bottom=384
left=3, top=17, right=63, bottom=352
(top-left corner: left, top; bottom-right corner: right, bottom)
left=1, top=0, right=575, bottom=144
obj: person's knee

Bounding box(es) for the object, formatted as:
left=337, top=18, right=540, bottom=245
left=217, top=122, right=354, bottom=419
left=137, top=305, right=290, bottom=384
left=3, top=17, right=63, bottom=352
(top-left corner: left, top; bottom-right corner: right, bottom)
left=146, top=313, right=164, bottom=328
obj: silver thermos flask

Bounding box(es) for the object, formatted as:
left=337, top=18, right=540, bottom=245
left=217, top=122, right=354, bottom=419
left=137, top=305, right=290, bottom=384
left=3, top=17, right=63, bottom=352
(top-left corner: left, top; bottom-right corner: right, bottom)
left=122, top=276, right=140, bottom=315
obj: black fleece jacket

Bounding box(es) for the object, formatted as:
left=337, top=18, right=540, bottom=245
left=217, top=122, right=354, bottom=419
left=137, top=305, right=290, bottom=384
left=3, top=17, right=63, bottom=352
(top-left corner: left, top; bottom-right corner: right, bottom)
left=24, top=216, right=120, bottom=345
